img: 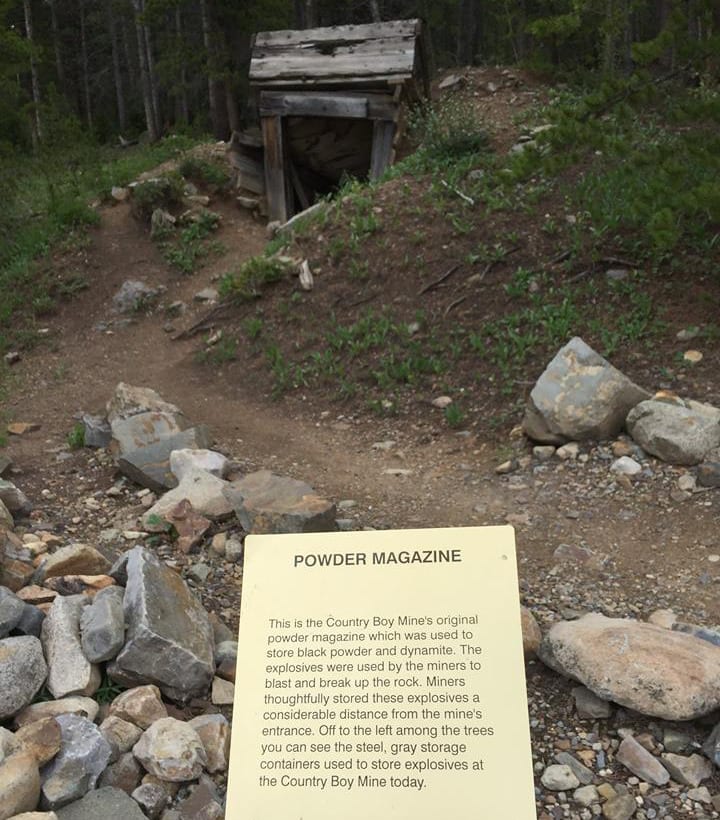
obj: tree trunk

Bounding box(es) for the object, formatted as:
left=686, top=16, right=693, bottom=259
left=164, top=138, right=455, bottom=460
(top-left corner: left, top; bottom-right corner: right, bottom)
left=143, top=23, right=161, bottom=136
left=80, top=0, right=93, bottom=130
left=175, top=6, right=189, bottom=124
left=225, top=79, right=241, bottom=133
left=131, top=0, right=159, bottom=141
left=304, top=0, right=317, bottom=28
left=200, top=0, right=225, bottom=138
left=48, top=0, right=67, bottom=96
left=368, top=0, right=381, bottom=22
left=293, top=0, right=306, bottom=28
left=23, top=0, right=42, bottom=146
left=107, top=0, right=127, bottom=132
left=457, top=0, right=478, bottom=64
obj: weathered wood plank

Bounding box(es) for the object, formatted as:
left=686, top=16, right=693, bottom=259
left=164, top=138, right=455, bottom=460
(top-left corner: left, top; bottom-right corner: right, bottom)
left=261, top=115, right=292, bottom=222
left=252, top=73, right=414, bottom=90
left=250, top=51, right=417, bottom=83
left=253, top=20, right=419, bottom=49
left=369, top=119, right=396, bottom=180
left=260, top=92, right=368, bottom=119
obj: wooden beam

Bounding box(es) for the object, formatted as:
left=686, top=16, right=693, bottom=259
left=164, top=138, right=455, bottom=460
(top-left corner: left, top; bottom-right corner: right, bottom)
left=261, top=115, right=292, bottom=223
left=260, top=92, right=368, bottom=119
left=253, top=20, right=420, bottom=49
left=369, top=119, right=396, bottom=180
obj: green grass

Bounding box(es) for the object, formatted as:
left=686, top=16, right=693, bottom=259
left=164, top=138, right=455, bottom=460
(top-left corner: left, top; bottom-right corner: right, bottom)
left=158, top=210, right=221, bottom=274
left=219, top=256, right=292, bottom=302
left=0, top=134, right=204, bottom=355
left=179, top=156, right=231, bottom=187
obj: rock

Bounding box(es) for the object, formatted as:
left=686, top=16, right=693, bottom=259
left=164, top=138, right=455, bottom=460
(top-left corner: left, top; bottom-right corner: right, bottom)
left=8, top=813, right=58, bottom=820
left=539, top=613, right=720, bottom=720
left=662, top=728, right=692, bottom=753
left=111, top=186, right=129, bottom=202
left=110, top=413, right=185, bottom=459
left=174, top=780, right=223, bottom=819
left=523, top=337, right=649, bottom=443
left=131, top=783, right=168, bottom=818
left=44, top=575, right=114, bottom=597
left=0, top=481, right=31, bottom=516
left=626, top=397, right=720, bottom=465
left=494, top=459, right=518, bottom=475
left=112, top=548, right=214, bottom=701
left=40, top=714, right=112, bottom=809
left=96, top=752, right=143, bottom=794
left=533, top=445, right=556, bottom=461
left=142, top=469, right=232, bottom=528
left=53, top=786, right=147, bottom=820
left=702, top=722, right=719, bottom=766
left=602, top=793, right=637, bottom=820
left=552, top=543, right=605, bottom=573
left=687, top=786, right=712, bottom=803
left=572, top=686, right=612, bottom=719
left=160, top=500, right=210, bottom=555
left=0, top=587, right=26, bottom=637
left=169, top=449, right=228, bottom=481
left=0, top=637, right=47, bottom=720
left=98, top=716, right=143, bottom=763
left=17, top=603, right=46, bottom=638
left=648, top=608, right=677, bottom=629
left=610, top=456, right=642, bottom=476
left=41, top=596, right=101, bottom=699
left=112, top=281, right=159, bottom=314
left=15, top=718, right=62, bottom=766
left=520, top=606, right=541, bottom=657
left=193, top=288, right=218, bottom=303
left=81, top=415, right=112, bottom=449
left=0, top=454, right=12, bottom=477
left=0, top=751, right=41, bottom=820
left=573, top=784, right=599, bottom=807
left=117, top=427, right=211, bottom=493
left=79, top=586, right=125, bottom=663
left=0, top=558, right=35, bottom=592
left=223, top=470, right=336, bottom=534
left=697, top=461, right=720, bottom=487
left=661, top=752, right=713, bottom=787
left=211, top=676, right=234, bottom=706
left=34, top=544, right=111, bottom=585
left=556, top=442, right=580, bottom=461
left=108, top=686, right=167, bottom=730
left=616, top=735, right=669, bottom=785
left=14, top=699, right=98, bottom=729
left=554, top=751, right=593, bottom=785
left=107, top=384, right=184, bottom=426
left=214, top=641, right=237, bottom=682
left=188, top=715, right=230, bottom=773
left=0, top=500, right=13, bottom=528
left=431, top=396, right=453, bottom=409
left=7, top=423, right=40, bottom=436
left=540, top=763, right=579, bottom=791
left=224, top=536, right=243, bottom=563
left=132, top=718, right=207, bottom=782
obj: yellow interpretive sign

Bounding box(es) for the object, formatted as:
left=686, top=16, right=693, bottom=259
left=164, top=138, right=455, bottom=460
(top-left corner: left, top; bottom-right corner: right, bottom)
left=226, top=526, right=536, bottom=819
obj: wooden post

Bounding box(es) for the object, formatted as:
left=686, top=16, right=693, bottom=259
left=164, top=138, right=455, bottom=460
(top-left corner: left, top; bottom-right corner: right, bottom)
left=369, top=119, right=396, bottom=181
left=262, top=115, right=293, bottom=222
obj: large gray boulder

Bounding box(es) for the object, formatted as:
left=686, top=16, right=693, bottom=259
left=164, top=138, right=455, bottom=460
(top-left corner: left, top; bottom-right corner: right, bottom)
left=523, top=337, right=649, bottom=443
left=223, top=470, right=336, bottom=534
left=0, top=480, right=31, bottom=516
left=107, top=384, right=183, bottom=424
left=626, top=396, right=720, bottom=465
left=539, top=613, right=720, bottom=721
left=0, top=586, right=26, bottom=638
left=117, top=427, right=210, bottom=493
left=111, top=548, right=214, bottom=701
left=0, top=636, right=47, bottom=719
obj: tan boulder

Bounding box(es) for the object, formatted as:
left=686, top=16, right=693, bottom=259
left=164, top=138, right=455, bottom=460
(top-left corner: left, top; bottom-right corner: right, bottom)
left=539, top=613, right=720, bottom=720
left=521, top=606, right=541, bottom=657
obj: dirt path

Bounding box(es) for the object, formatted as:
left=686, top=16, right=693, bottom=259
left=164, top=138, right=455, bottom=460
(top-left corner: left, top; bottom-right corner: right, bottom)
left=3, top=196, right=718, bottom=632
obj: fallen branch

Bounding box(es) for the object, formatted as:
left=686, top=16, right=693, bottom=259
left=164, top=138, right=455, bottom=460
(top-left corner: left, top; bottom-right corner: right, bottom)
left=172, top=303, right=232, bottom=341
left=444, top=295, right=467, bottom=316
left=600, top=256, right=640, bottom=269
left=548, top=249, right=571, bottom=265
left=479, top=246, right=521, bottom=280
left=440, top=180, right=474, bottom=206
left=419, top=264, right=460, bottom=295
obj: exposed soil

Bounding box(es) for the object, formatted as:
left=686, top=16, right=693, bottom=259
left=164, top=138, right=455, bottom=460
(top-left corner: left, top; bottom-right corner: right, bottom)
left=2, top=67, right=720, bottom=815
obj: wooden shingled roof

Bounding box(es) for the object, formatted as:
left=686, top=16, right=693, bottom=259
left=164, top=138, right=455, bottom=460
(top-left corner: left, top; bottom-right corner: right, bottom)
left=249, top=19, right=428, bottom=94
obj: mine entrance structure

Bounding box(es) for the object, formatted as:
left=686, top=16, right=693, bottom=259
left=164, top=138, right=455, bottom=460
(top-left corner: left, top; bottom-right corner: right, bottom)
left=248, top=19, right=430, bottom=222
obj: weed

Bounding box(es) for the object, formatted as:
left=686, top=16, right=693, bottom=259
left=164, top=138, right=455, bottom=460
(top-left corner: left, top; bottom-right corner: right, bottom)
left=444, top=403, right=465, bottom=429
left=219, top=256, right=291, bottom=302
left=243, top=316, right=264, bottom=340
left=197, top=336, right=238, bottom=365
left=160, top=210, right=220, bottom=274
left=179, top=156, right=230, bottom=187
left=131, top=173, right=185, bottom=222
left=67, top=423, right=85, bottom=450
left=94, top=672, right=126, bottom=705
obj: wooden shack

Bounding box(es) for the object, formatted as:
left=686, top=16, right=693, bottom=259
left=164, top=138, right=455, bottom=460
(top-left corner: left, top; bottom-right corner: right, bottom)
left=248, top=19, right=430, bottom=222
